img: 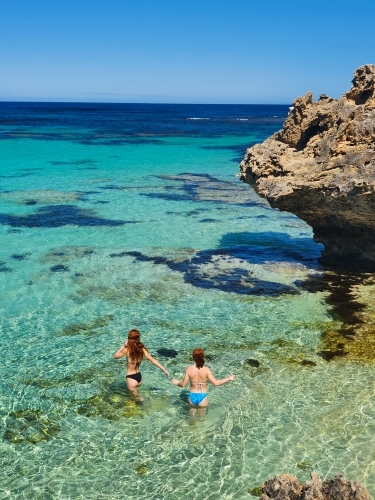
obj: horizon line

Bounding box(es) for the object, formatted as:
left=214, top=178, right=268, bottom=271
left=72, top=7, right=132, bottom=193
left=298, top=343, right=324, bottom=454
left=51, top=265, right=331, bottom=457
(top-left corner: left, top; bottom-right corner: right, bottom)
left=0, top=100, right=292, bottom=106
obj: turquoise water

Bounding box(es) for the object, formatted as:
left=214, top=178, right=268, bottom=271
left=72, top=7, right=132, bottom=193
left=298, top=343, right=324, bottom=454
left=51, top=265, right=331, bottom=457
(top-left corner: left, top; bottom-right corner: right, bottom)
left=1, top=104, right=374, bottom=499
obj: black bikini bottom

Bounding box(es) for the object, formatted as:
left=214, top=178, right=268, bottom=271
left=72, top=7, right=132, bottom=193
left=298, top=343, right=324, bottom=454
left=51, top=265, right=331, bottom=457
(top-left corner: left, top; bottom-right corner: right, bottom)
left=126, top=372, right=142, bottom=384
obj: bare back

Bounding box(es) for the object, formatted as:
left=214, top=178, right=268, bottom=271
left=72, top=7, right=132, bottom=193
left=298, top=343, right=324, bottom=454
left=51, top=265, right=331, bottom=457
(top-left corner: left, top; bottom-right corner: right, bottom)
left=186, top=365, right=211, bottom=393
left=123, top=347, right=143, bottom=375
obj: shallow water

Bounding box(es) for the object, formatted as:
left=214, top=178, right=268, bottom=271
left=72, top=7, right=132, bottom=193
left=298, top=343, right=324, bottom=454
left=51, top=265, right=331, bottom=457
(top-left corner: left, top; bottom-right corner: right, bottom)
left=1, top=103, right=374, bottom=499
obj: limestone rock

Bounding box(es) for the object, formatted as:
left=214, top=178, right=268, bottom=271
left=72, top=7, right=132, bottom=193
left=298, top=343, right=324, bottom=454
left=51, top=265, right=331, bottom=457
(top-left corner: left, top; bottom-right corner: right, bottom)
left=239, top=65, right=375, bottom=269
left=321, top=474, right=371, bottom=500
left=260, top=474, right=304, bottom=500
left=304, top=472, right=323, bottom=500
left=259, top=473, right=370, bottom=500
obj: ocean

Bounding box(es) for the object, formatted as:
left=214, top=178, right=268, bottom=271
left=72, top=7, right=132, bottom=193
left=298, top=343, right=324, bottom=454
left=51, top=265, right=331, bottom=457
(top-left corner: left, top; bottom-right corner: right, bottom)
left=0, top=102, right=374, bottom=499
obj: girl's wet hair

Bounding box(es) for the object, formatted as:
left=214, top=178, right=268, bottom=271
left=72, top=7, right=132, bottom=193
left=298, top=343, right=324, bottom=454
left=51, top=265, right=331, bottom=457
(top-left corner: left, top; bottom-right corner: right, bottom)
left=127, top=329, right=147, bottom=363
left=193, top=348, right=205, bottom=368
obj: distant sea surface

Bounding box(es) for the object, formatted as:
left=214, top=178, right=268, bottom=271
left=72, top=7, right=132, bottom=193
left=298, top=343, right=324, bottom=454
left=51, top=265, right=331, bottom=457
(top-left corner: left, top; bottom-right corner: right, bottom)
left=1, top=103, right=374, bottom=499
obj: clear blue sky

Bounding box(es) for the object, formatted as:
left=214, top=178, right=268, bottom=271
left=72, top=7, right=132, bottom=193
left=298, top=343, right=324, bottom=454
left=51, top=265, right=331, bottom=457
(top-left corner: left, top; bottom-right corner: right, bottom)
left=1, top=0, right=375, bottom=103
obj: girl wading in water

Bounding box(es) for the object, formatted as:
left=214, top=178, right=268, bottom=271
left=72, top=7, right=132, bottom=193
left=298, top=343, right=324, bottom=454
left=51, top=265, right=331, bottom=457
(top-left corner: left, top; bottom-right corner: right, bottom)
left=114, top=329, right=169, bottom=393
left=172, top=348, right=235, bottom=407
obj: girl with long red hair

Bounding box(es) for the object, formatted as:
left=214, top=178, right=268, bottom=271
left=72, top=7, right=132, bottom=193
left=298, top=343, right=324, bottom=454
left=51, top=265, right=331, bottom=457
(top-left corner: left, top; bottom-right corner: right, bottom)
left=172, top=348, right=235, bottom=407
left=114, top=329, right=169, bottom=392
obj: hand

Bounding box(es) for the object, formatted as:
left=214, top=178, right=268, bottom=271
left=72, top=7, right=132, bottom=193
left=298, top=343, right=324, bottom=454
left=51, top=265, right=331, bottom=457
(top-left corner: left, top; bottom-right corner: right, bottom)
left=171, top=378, right=179, bottom=386
left=164, top=370, right=170, bottom=377
left=228, top=375, right=236, bottom=381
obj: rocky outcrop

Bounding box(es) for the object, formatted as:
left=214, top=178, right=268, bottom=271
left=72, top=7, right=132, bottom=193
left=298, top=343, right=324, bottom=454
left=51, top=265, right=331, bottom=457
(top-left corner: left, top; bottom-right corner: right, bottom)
left=239, top=65, right=375, bottom=269
left=260, top=473, right=370, bottom=500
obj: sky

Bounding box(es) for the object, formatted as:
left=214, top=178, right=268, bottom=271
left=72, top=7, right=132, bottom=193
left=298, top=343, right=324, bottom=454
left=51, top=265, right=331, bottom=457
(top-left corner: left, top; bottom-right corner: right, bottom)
left=1, top=0, right=375, bottom=104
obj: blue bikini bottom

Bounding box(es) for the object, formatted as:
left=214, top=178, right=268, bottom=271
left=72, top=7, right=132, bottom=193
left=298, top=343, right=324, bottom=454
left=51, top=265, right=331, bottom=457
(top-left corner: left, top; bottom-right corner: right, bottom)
left=189, top=393, right=208, bottom=405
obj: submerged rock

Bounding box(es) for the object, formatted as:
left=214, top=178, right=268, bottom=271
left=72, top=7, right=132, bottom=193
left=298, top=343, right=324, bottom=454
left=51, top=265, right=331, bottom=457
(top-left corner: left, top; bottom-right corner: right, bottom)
left=157, top=348, right=178, bottom=358
left=246, top=358, right=260, bottom=367
left=258, top=473, right=370, bottom=500
left=240, top=65, right=375, bottom=269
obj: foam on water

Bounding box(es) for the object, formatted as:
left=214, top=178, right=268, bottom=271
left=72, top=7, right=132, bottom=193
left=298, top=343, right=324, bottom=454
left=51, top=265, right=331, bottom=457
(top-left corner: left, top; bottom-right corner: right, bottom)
left=1, top=103, right=374, bottom=499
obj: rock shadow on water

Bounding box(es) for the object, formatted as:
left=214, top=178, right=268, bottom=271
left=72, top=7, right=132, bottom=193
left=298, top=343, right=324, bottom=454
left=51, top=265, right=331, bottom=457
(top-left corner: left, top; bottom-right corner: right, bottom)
left=298, top=269, right=375, bottom=362
left=219, top=231, right=323, bottom=265
left=0, top=205, right=126, bottom=227
left=218, top=232, right=375, bottom=363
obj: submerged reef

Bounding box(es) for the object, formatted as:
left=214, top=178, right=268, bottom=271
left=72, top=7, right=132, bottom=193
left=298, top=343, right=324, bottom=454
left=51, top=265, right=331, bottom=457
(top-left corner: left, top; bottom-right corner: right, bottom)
left=3, top=409, right=61, bottom=445
left=240, top=65, right=375, bottom=269
left=254, top=472, right=370, bottom=500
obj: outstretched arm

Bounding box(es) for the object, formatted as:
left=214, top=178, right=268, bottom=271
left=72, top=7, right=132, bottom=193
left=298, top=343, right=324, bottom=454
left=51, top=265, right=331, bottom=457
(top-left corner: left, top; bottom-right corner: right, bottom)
left=172, top=369, right=190, bottom=388
left=143, top=349, right=169, bottom=376
left=206, top=367, right=235, bottom=386
left=114, top=343, right=127, bottom=359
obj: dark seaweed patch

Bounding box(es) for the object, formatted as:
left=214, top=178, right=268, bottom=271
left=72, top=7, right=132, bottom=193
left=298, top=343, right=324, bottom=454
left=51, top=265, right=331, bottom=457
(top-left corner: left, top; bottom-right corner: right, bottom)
left=24, top=200, right=38, bottom=206
left=11, top=253, right=30, bottom=261
left=317, top=350, right=348, bottom=361
left=74, top=384, right=143, bottom=420
left=98, top=185, right=123, bottom=190
left=0, top=205, right=125, bottom=227
left=24, top=362, right=115, bottom=389
left=3, top=409, right=61, bottom=445
left=48, top=159, right=97, bottom=166
left=157, top=348, right=178, bottom=358
left=109, top=251, right=128, bottom=258
left=59, top=315, right=114, bottom=336
left=249, top=486, right=263, bottom=497
left=299, top=359, right=317, bottom=367
left=142, top=193, right=192, bottom=202
left=140, top=172, right=270, bottom=207
left=50, top=264, right=69, bottom=272
left=124, top=250, right=299, bottom=296
left=200, top=143, right=255, bottom=155
left=246, top=359, right=260, bottom=367
left=199, top=218, right=217, bottom=223
left=0, top=265, right=12, bottom=272
left=0, top=172, right=36, bottom=179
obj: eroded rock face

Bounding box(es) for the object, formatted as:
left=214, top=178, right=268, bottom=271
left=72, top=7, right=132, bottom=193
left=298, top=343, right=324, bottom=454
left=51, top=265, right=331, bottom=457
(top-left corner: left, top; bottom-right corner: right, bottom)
left=239, top=65, right=375, bottom=269
left=259, top=473, right=370, bottom=500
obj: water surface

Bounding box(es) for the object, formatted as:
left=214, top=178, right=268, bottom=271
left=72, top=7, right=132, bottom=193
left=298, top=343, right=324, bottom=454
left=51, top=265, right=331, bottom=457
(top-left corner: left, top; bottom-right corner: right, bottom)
left=1, top=103, right=374, bottom=499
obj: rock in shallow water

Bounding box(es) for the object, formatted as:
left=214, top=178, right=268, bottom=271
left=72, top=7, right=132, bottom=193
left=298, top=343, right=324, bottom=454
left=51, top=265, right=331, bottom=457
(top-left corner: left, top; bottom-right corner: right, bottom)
left=240, top=65, right=375, bottom=270
left=157, top=348, right=178, bottom=358
left=258, top=473, right=370, bottom=500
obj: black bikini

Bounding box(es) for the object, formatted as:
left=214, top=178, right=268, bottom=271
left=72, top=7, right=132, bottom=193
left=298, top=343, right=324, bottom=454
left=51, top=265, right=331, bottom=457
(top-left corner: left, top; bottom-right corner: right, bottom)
left=126, top=372, right=142, bottom=384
